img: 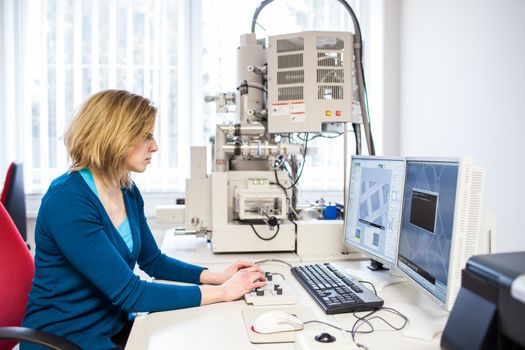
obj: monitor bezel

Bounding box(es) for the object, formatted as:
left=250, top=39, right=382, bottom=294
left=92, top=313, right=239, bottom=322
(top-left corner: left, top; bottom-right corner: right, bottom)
left=395, top=156, right=467, bottom=310
left=342, top=155, right=406, bottom=269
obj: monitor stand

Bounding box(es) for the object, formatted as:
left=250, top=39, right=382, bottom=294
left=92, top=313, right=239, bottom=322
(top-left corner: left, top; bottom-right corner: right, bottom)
left=352, top=265, right=406, bottom=292
left=367, top=259, right=389, bottom=271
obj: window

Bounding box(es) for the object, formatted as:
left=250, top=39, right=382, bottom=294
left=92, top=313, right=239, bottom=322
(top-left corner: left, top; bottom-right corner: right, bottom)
left=3, top=0, right=194, bottom=192
left=1, top=0, right=382, bottom=197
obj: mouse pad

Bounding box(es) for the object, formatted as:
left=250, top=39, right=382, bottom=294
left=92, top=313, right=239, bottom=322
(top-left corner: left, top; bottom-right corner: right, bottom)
left=241, top=305, right=317, bottom=344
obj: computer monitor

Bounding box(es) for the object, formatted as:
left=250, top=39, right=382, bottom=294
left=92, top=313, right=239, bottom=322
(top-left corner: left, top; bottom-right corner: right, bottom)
left=397, top=157, right=485, bottom=311
left=343, top=156, right=406, bottom=270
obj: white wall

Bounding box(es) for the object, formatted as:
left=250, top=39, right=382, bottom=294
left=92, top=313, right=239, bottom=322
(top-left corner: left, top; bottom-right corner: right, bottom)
left=389, top=0, right=525, bottom=252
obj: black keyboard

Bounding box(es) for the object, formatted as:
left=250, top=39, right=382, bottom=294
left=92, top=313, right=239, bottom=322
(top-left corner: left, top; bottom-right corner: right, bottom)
left=291, top=263, right=384, bottom=314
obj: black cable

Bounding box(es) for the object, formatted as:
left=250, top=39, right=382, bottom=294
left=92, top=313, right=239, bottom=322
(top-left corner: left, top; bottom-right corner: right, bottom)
left=252, top=0, right=361, bottom=41
left=295, top=130, right=352, bottom=142
left=358, top=57, right=375, bottom=154
left=377, top=307, right=409, bottom=330
left=354, top=27, right=375, bottom=155
left=353, top=123, right=362, bottom=155
left=289, top=213, right=298, bottom=229
left=270, top=272, right=285, bottom=280
left=251, top=0, right=274, bottom=33
left=272, top=155, right=285, bottom=169
left=350, top=306, right=409, bottom=342
left=254, top=259, right=294, bottom=269
left=365, top=309, right=408, bottom=332
left=302, top=303, right=408, bottom=349
left=272, top=169, right=299, bottom=221
left=289, top=155, right=299, bottom=210
left=273, top=134, right=307, bottom=191
left=285, top=133, right=308, bottom=190
left=292, top=272, right=408, bottom=347
left=351, top=308, right=408, bottom=343
left=332, top=1, right=375, bottom=154
left=334, top=0, right=362, bottom=42
left=296, top=132, right=316, bottom=142
left=332, top=0, right=374, bottom=154
left=358, top=280, right=377, bottom=295
left=351, top=310, right=377, bottom=341
left=249, top=222, right=279, bottom=241
left=315, top=132, right=344, bottom=139
left=298, top=132, right=345, bottom=141
left=273, top=169, right=289, bottom=197
left=255, top=22, right=268, bottom=36
left=287, top=159, right=306, bottom=189
left=238, top=82, right=267, bottom=94
left=303, top=319, right=368, bottom=349
left=247, top=83, right=267, bottom=94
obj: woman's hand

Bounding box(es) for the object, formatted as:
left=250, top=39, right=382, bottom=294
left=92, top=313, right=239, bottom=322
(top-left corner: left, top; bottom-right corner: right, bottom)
left=220, top=266, right=267, bottom=301
left=199, top=265, right=267, bottom=305
left=200, top=261, right=265, bottom=285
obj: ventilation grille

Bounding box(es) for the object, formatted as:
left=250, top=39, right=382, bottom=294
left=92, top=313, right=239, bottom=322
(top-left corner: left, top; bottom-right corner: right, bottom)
left=318, top=86, right=344, bottom=100
left=273, top=34, right=349, bottom=102
left=465, top=169, right=484, bottom=258
left=317, top=52, right=344, bottom=67
left=317, top=49, right=344, bottom=99
left=449, top=164, right=485, bottom=309
left=276, top=37, right=304, bottom=100
left=317, top=36, right=344, bottom=50
left=278, top=86, right=304, bottom=101
left=317, top=69, right=344, bottom=83
left=277, top=37, right=304, bottom=53
left=278, top=70, right=305, bottom=85
left=278, top=54, right=303, bottom=69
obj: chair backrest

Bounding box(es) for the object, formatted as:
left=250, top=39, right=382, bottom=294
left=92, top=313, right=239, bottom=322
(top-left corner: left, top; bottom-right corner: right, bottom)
left=0, top=164, right=14, bottom=204
left=0, top=202, right=35, bottom=350
left=1, top=162, right=27, bottom=243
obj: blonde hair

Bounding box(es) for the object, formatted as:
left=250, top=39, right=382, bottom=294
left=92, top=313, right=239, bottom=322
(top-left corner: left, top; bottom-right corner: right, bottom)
left=65, top=89, right=157, bottom=188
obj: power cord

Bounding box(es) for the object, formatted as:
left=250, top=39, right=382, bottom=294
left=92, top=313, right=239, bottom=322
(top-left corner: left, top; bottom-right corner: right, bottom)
left=268, top=272, right=285, bottom=280
left=300, top=279, right=408, bottom=349
left=358, top=280, right=377, bottom=295
left=302, top=319, right=370, bottom=349
left=254, top=258, right=294, bottom=269
left=350, top=307, right=409, bottom=341
left=302, top=305, right=408, bottom=349
left=249, top=222, right=279, bottom=241
left=253, top=259, right=292, bottom=281
left=273, top=132, right=308, bottom=192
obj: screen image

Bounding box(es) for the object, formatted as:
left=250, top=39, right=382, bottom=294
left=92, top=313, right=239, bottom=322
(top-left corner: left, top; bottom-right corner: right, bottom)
left=344, top=157, right=405, bottom=266
left=397, top=160, right=459, bottom=303
left=409, top=189, right=438, bottom=233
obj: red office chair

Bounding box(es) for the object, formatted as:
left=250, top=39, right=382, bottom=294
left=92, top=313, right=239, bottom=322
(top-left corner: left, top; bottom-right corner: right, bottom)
left=0, top=202, right=81, bottom=350
left=1, top=162, right=28, bottom=248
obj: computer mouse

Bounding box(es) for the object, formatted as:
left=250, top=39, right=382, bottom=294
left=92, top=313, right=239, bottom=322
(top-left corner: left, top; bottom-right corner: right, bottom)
left=251, top=310, right=304, bottom=334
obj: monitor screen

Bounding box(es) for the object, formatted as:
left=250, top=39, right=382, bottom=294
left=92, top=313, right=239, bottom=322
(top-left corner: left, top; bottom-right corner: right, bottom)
left=397, top=159, right=459, bottom=304
left=344, top=156, right=406, bottom=267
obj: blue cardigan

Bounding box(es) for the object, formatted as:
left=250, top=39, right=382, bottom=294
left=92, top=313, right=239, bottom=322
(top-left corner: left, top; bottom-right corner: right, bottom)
left=22, top=171, right=206, bottom=349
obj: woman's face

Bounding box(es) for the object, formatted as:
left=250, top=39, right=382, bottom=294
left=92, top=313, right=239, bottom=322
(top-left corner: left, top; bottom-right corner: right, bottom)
left=124, top=132, right=158, bottom=173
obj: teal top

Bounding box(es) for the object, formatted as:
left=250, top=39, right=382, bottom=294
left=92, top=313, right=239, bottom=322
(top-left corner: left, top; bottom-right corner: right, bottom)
left=22, top=170, right=206, bottom=350
left=78, top=169, right=133, bottom=252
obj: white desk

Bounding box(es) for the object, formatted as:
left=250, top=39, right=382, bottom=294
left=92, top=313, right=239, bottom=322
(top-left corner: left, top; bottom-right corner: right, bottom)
left=126, top=233, right=445, bottom=349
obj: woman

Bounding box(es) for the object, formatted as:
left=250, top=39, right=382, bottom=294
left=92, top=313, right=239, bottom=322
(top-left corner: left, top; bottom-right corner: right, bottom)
left=22, top=90, right=266, bottom=349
